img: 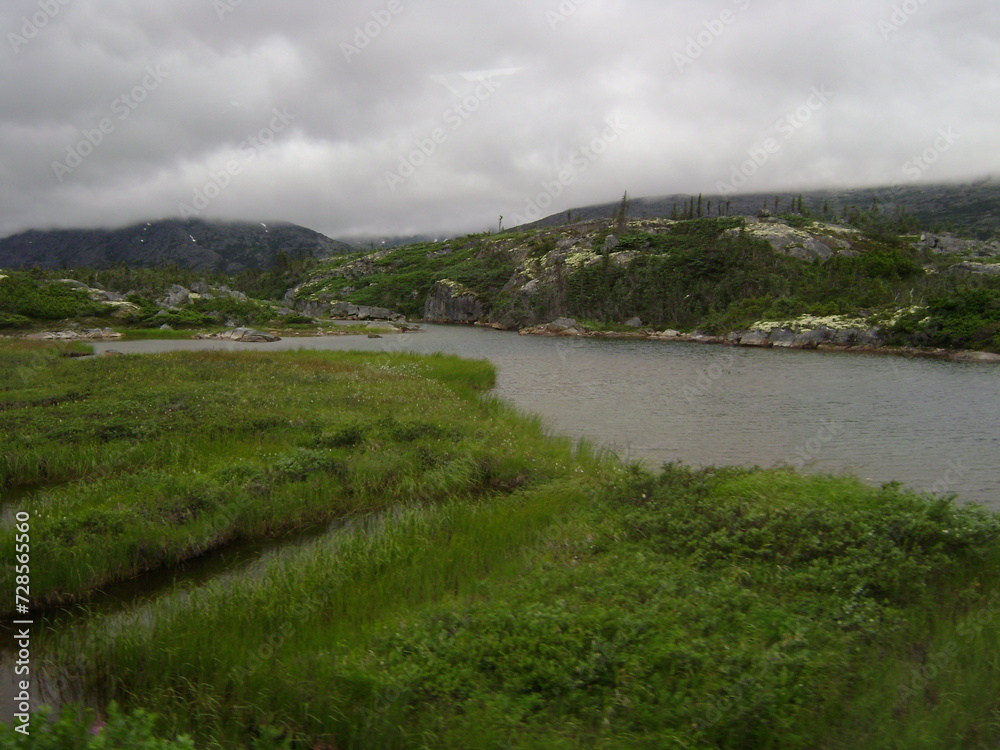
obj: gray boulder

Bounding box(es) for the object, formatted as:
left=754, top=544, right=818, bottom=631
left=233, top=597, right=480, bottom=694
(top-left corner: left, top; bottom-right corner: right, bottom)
left=739, top=330, right=771, bottom=347
left=767, top=328, right=798, bottom=347
left=549, top=317, right=580, bottom=330
left=791, top=327, right=834, bottom=349
left=198, top=328, right=280, bottom=343
left=162, top=284, right=190, bottom=308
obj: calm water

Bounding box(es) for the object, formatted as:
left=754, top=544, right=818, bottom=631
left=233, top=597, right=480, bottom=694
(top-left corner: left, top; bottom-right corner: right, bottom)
left=89, top=325, right=1000, bottom=511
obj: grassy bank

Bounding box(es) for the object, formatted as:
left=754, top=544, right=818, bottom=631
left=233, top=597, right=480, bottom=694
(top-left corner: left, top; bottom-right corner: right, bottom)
left=1, top=341, right=998, bottom=748
left=0, top=340, right=591, bottom=609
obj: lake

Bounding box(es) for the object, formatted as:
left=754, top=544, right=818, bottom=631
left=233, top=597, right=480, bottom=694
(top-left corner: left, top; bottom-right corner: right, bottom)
left=89, top=324, right=1000, bottom=511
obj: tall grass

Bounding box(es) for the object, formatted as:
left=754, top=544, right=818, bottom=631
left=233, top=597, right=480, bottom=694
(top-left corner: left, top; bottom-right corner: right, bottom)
left=4, top=339, right=999, bottom=748
left=52, top=465, right=1000, bottom=749
left=0, top=343, right=566, bottom=610
left=62, top=481, right=599, bottom=741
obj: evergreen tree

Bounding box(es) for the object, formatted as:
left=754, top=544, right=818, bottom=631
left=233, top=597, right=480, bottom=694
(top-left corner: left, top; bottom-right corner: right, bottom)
left=614, top=191, right=631, bottom=229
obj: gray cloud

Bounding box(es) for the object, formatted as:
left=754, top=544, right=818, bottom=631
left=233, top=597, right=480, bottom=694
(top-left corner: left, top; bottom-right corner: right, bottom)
left=1, top=0, right=998, bottom=240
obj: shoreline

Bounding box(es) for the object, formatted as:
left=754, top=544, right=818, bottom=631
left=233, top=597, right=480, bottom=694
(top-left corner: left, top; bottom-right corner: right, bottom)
left=504, top=321, right=1000, bottom=363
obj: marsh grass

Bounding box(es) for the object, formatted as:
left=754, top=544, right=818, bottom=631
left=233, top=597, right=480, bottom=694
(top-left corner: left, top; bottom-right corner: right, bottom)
left=0, top=342, right=559, bottom=609
left=3, top=340, right=999, bottom=748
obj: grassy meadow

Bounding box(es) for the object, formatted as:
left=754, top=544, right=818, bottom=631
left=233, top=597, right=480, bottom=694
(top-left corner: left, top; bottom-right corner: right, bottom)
left=1, top=340, right=998, bottom=748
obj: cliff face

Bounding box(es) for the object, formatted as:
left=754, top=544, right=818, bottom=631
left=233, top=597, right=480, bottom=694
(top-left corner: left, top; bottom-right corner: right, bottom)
left=423, top=280, right=483, bottom=323
left=0, top=219, right=354, bottom=272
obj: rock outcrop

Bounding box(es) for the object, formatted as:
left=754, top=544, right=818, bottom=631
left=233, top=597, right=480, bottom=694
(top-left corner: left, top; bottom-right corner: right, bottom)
left=915, top=233, right=1000, bottom=258
left=292, top=299, right=405, bottom=322
left=423, top=280, right=483, bottom=323
left=195, top=328, right=280, bottom=343
left=518, top=317, right=586, bottom=336
left=26, top=328, right=123, bottom=341
left=727, top=219, right=859, bottom=260
left=951, top=261, right=1000, bottom=277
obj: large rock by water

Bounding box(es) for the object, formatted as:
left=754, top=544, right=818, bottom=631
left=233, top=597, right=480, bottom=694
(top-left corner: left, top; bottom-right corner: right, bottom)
left=423, top=280, right=483, bottom=323
left=196, top=328, right=280, bottom=343
left=294, top=299, right=405, bottom=322
left=26, top=328, right=123, bottom=341
left=519, top=317, right=585, bottom=336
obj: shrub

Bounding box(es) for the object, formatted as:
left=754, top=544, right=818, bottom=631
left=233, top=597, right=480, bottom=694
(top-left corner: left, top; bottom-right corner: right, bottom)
left=0, top=275, right=108, bottom=320
left=0, top=313, right=32, bottom=330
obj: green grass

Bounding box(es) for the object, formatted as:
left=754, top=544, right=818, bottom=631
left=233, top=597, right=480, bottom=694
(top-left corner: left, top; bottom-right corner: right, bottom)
left=1, top=340, right=998, bottom=748
left=49, top=466, right=1000, bottom=749
left=0, top=341, right=553, bottom=609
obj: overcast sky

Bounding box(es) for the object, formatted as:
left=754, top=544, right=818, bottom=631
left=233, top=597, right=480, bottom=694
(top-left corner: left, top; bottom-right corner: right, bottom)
left=2, top=0, right=998, bottom=239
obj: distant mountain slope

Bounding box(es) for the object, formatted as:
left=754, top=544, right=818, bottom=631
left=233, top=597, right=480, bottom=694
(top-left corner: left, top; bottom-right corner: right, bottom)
left=517, top=181, right=1000, bottom=239
left=0, top=219, right=355, bottom=272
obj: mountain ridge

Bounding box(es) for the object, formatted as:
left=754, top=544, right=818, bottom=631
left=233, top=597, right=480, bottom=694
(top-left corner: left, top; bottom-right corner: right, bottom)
left=511, top=180, right=1000, bottom=239
left=0, top=218, right=354, bottom=272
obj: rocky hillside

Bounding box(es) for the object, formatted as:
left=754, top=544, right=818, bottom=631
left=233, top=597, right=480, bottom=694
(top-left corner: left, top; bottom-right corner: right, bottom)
left=0, top=219, right=354, bottom=273
left=518, top=181, right=1000, bottom=240
left=286, top=214, right=1000, bottom=353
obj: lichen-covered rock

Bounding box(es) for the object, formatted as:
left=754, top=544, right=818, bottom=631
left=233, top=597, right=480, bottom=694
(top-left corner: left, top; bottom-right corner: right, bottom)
left=728, top=220, right=858, bottom=260
left=423, top=280, right=483, bottom=323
